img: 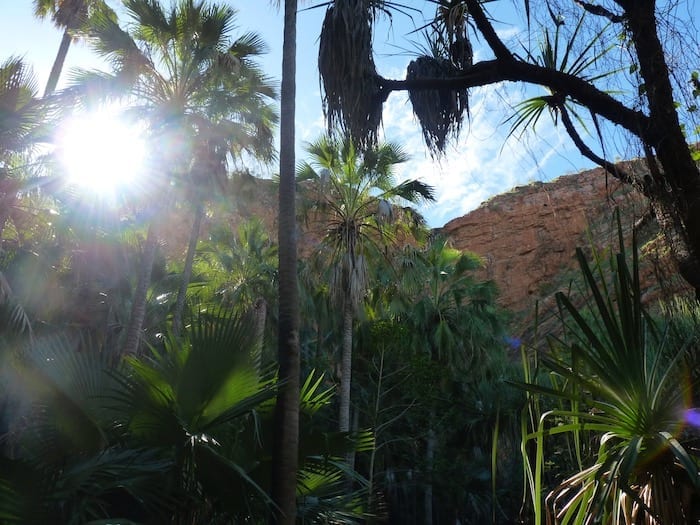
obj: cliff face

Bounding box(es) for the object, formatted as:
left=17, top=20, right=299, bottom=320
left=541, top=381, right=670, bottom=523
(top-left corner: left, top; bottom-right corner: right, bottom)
left=195, top=165, right=691, bottom=334
left=440, top=164, right=690, bottom=333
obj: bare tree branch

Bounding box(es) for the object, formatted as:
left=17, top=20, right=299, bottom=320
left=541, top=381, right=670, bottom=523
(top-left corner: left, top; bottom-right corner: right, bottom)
left=465, top=0, right=512, bottom=61
left=558, top=103, right=642, bottom=190
left=378, top=59, right=653, bottom=144
left=574, top=0, right=625, bottom=23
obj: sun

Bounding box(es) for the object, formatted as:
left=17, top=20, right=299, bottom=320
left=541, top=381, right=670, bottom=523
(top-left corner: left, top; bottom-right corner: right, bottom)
left=57, top=107, right=147, bottom=196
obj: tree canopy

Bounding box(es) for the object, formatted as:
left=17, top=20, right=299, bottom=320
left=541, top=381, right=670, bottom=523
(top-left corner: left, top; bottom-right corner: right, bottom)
left=318, top=0, right=700, bottom=297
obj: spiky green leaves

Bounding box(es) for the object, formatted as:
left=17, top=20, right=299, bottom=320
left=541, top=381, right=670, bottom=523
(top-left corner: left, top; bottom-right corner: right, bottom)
left=0, top=57, right=47, bottom=158
left=519, top=215, right=700, bottom=524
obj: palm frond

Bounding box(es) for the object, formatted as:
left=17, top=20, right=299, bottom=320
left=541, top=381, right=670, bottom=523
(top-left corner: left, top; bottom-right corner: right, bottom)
left=0, top=57, right=47, bottom=157
left=389, top=179, right=436, bottom=204
left=229, top=31, right=269, bottom=58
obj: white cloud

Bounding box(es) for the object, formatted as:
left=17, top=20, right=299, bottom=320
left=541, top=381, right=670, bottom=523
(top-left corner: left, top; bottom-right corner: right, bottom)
left=380, top=84, right=584, bottom=227
left=290, top=17, right=593, bottom=229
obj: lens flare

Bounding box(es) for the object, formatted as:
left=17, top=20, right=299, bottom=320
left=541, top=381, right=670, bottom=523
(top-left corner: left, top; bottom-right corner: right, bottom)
left=57, top=108, right=146, bottom=197
left=685, top=408, right=700, bottom=427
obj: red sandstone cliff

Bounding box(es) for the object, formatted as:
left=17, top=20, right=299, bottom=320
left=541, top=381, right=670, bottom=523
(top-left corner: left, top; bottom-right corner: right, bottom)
left=440, top=164, right=691, bottom=333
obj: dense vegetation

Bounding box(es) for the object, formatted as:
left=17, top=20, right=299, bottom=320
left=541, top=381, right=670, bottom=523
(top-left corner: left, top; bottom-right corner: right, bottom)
left=1, top=1, right=699, bottom=523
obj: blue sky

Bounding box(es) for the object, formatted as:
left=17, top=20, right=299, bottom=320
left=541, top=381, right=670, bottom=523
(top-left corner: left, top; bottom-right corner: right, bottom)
left=2, top=1, right=597, bottom=227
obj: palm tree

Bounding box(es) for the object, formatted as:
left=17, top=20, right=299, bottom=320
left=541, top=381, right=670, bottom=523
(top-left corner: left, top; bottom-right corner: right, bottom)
left=390, top=235, right=504, bottom=524
left=195, top=217, right=279, bottom=367
left=0, top=57, right=47, bottom=161
left=0, top=332, right=174, bottom=523
left=0, top=56, right=42, bottom=249
left=70, top=0, right=276, bottom=356
left=397, top=235, right=503, bottom=371
left=169, top=39, right=278, bottom=338
left=297, top=135, right=434, bottom=434
left=33, top=0, right=113, bottom=96
left=0, top=308, right=282, bottom=523
left=269, top=0, right=302, bottom=522
left=0, top=56, right=53, bottom=338
left=116, top=310, right=281, bottom=523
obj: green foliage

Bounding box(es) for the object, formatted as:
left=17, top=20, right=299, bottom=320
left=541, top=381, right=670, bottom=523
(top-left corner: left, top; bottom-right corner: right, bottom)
left=0, top=334, right=174, bottom=524
left=349, top=236, right=522, bottom=523
left=0, top=56, right=49, bottom=159
left=519, top=217, right=700, bottom=524
left=1, top=304, right=371, bottom=523
left=297, top=133, right=435, bottom=433
left=298, top=135, right=434, bottom=308
left=390, top=235, right=505, bottom=372
left=196, top=217, right=278, bottom=311
left=353, top=318, right=523, bottom=524
left=507, top=13, right=617, bottom=141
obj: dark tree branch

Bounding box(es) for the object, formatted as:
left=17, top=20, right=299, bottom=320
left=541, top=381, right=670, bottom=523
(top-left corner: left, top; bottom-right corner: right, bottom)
left=558, top=103, right=642, bottom=190
left=465, top=0, right=512, bottom=61
left=574, top=0, right=625, bottom=23
left=378, top=59, right=653, bottom=144
left=613, top=0, right=654, bottom=13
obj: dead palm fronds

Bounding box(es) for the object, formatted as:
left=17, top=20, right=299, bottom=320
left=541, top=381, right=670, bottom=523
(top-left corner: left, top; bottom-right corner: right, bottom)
left=318, top=0, right=386, bottom=150
left=407, top=53, right=468, bottom=154
left=407, top=1, right=473, bottom=155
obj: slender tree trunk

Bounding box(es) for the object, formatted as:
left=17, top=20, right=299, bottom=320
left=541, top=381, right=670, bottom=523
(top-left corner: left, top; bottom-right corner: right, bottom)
left=0, top=191, right=13, bottom=244
left=425, top=424, right=436, bottom=525
left=172, top=202, right=204, bottom=338
left=270, top=0, right=300, bottom=522
left=339, top=297, right=353, bottom=433
left=0, top=213, right=7, bottom=245
left=366, top=350, right=385, bottom=522
left=252, top=297, right=267, bottom=371
left=44, top=30, right=72, bottom=96
left=122, top=222, right=159, bottom=356
left=339, top=297, right=356, bottom=487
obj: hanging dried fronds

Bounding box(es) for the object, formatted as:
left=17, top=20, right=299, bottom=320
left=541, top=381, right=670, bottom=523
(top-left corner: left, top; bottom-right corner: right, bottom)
left=402, top=1, right=472, bottom=155
left=434, top=0, right=473, bottom=70
left=331, top=251, right=368, bottom=311
left=407, top=55, right=468, bottom=155
left=318, top=0, right=385, bottom=150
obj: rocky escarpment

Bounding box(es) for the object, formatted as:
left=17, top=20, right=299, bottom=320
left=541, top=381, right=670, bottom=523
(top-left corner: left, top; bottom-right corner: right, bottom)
left=440, top=163, right=691, bottom=336
left=179, top=165, right=692, bottom=336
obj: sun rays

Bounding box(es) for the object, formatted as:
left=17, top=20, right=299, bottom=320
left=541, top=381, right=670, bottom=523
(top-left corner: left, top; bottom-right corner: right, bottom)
left=57, top=107, right=147, bottom=198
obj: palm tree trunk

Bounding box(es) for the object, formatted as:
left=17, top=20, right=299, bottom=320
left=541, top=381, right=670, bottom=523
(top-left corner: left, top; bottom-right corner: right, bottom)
left=252, top=297, right=267, bottom=372
left=366, top=349, right=385, bottom=522
left=44, top=30, right=72, bottom=96
left=0, top=194, right=12, bottom=243
left=122, top=222, right=158, bottom=356
left=270, top=0, right=300, bottom=522
left=172, top=202, right=204, bottom=338
left=425, top=425, right=436, bottom=525
left=0, top=214, right=7, bottom=245
left=339, top=298, right=353, bottom=432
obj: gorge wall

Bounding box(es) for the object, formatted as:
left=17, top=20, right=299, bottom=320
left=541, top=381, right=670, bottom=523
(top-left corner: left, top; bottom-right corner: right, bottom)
left=439, top=163, right=691, bottom=335
left=201, top=165, right=692, bottom=336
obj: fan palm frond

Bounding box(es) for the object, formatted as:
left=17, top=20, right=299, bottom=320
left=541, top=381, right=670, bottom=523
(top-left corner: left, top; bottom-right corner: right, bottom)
left=0, top=57, right=48, bottom=158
